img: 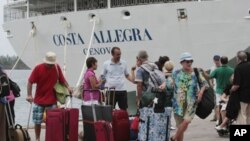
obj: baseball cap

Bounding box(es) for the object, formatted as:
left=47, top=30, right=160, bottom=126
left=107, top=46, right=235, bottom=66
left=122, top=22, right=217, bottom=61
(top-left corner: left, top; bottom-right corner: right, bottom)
left=213, top=55, right=220, bottom=61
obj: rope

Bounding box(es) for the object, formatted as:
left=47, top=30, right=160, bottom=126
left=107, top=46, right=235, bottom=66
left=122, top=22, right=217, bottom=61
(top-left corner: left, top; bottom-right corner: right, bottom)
left=75, top=19, right=97, bottom=86
left=63, top=23, right=68, bottom=76
left=8, top=29, right=35, bottom=77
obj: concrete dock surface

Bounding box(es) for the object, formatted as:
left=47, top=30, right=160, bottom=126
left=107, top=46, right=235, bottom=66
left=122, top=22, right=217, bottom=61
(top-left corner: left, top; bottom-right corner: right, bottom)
left=28, top=112, right=229, bottom=141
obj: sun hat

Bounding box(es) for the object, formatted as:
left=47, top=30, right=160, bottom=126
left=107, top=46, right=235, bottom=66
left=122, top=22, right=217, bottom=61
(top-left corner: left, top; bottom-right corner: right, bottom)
left=44, top=51, right=56, bottom=64
left=180, top=52, right=193, bottom=62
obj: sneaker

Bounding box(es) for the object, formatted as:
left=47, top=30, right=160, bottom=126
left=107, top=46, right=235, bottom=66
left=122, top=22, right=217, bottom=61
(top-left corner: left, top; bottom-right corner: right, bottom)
left=215, top=126, right=226, bottom=131
left=170, top=126, right=176, bottom=130
left=210, top=118, right=216, bottom=122
left=216, top=120, right=220, bottom=126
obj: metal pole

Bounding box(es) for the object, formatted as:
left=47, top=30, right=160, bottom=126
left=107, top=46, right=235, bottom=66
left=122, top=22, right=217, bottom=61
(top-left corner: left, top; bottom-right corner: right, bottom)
left=108, top=0, right=111, bottom=9
left=74, top=0, right=77, bottom=12
left=27, top=0, right=29, bottom=19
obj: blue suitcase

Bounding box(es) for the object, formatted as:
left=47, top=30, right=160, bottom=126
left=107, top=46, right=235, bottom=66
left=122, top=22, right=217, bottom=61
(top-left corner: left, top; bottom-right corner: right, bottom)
left=138, top=107, right=171, bottom=141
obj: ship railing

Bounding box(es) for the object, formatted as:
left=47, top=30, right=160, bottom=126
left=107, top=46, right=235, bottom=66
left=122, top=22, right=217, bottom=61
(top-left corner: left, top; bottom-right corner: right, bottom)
left=110, top=0, right=199, bottom=7
left=4, top=0, right=201, bottom=22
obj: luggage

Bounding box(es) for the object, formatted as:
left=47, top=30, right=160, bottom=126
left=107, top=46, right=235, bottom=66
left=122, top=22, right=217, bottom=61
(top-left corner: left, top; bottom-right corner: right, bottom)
left=112, top=110, right=130, bottom=141
left=45, top=108, right=79, bottom=141
left=82, top=89, right=113, bottom=141
left=138, top=107, right=171, bottom=141
left=130, top=115, right=139, bottom=140
left=81, top=104, right=112, bottom=122
left=5, top=102, right=31, bottom=141
left=194, top=68, right=215, bottom=119
left=9, top=124, right=30, bottom=141
left=95, top=120, right=114, bottom=141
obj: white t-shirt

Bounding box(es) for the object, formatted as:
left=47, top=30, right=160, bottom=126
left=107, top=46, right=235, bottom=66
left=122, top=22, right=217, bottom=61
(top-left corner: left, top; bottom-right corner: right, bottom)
left=101, top=59, right=129, bottom=91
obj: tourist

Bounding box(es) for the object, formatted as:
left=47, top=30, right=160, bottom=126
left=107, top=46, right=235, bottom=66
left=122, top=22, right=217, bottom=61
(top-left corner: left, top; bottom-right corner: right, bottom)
left=169, top=52, right=208, bottom=141
left=101, top=47, right=135, bottom=110
left=26, top=52, right=72, bottom=141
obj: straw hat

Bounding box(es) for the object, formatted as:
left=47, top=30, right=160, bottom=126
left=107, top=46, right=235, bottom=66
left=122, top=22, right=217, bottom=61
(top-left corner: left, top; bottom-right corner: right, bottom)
left=44, top=51, right=56, bottom=64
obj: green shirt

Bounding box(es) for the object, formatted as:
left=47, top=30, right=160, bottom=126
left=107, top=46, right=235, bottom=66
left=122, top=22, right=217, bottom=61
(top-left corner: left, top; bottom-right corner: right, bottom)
left=210, top=65, right=234, bottom=94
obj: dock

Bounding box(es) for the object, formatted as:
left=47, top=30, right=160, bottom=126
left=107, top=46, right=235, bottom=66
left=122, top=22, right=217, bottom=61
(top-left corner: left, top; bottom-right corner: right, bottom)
left=27, top=111, right=229, bottom=141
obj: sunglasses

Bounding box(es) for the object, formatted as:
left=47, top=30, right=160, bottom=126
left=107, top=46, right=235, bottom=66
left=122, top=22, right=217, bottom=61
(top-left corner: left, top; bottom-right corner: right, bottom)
left=183, top=60, right=193, bottom=64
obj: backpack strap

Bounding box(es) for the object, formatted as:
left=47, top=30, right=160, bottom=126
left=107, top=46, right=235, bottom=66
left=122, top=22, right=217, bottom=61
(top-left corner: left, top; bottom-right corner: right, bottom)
left=194, top=68, right=202, bottom=89
left=140, top=64, right=161, bottom=87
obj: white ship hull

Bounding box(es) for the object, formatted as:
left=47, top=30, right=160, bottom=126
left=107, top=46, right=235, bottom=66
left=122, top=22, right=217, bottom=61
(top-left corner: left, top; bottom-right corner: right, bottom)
left=3, top=0, right=250, bottom=90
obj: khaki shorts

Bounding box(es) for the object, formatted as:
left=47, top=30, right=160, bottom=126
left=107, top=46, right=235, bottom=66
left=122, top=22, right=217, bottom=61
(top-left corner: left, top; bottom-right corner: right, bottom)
left=174, top=112, right=195, bottom=127
left=221, top=102, right=227, bottom=111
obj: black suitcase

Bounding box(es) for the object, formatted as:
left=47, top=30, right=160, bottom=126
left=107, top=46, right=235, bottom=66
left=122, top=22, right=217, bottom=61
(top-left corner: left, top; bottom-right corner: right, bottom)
left=81, top=89, right=112, bottom=141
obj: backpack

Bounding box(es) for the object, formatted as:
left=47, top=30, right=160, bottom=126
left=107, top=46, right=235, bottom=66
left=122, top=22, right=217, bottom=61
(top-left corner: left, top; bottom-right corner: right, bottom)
left=9, top=79, right=21, bottom=97
left=0, top=74, right=10, bottom=98
left=140, top=63, right=167, bottom=111
left=140, top=63, right=165, bottom=92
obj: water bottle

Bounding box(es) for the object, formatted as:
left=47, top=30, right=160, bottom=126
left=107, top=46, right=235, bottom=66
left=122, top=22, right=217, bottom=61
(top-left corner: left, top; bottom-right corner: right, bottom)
left=100, top=75, right=106, bottom=90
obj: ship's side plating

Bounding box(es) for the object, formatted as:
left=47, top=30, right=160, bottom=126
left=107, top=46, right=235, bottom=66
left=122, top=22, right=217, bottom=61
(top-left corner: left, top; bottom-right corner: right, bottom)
left=2, top=0, right=250, bottom=89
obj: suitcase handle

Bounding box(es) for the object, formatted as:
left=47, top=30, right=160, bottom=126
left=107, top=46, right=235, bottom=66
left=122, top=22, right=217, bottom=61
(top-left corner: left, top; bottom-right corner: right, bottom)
left=83, top=89, right=101, bottom=92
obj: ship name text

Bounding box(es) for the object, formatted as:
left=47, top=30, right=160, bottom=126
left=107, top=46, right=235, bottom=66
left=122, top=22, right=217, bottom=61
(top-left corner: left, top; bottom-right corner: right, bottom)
left=52, top=28, right=153, bottom=46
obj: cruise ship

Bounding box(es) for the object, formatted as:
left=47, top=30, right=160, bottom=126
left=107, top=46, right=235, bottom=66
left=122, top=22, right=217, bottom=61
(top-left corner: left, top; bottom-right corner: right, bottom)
left=2, top=0, right=250, bottom=92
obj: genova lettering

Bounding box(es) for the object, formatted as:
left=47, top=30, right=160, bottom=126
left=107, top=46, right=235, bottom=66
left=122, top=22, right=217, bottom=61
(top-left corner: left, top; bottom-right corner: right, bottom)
left=52, top=28, right=153, bottom=46
left=82, top=47, right=112, bottom=55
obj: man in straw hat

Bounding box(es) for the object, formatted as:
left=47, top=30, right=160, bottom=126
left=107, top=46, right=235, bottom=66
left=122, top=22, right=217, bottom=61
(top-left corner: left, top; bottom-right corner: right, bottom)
left=26, top=51, right=72, bottom=141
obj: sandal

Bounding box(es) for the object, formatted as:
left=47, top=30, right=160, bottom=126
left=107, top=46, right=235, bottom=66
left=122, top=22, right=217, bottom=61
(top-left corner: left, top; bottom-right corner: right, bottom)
left=170, top=137, right=176, bottom=141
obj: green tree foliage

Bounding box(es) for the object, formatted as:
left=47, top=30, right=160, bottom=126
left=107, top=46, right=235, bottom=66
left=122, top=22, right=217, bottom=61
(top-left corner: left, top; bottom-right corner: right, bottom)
left=0, top=55, right=30, bottom=69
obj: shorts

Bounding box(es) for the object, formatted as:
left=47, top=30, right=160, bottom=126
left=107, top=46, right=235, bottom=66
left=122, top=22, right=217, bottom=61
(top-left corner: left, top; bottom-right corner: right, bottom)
left=215, top=93, right=222, bottom=106
left=221, top=102, right=228, bottom=111
left=174, top=111, right=195, bottom=127
left=33, top=104, right=57, bottom=124
left=106, top=90, right=128, bottom=110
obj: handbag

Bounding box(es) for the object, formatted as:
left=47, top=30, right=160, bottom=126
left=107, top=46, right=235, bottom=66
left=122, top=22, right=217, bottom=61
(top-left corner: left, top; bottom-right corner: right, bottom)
left=73, top=84, right=84, bottom=99
left=194, top=68, right=215, bottom=119
left=140, top=90, right=167, bottom=113
left=9, top=78, right=21, bottom=97
left=54, top=81, right=69, bottom=104
left=54, top=64, right=69, bottom=104
left=140, top=91, right=156, bottom=107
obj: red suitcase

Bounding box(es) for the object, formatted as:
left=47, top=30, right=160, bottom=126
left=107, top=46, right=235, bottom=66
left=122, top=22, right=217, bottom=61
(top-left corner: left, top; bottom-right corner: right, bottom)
left=95, top=120, right=114, bottom=141
left=112, top=110, right=130, bottom=141
left=45, top=108, right=79, bottom=141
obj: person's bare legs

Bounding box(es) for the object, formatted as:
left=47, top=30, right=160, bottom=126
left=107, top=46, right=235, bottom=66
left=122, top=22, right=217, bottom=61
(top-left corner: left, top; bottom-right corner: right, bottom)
left=221, top=110, right=226, bottom=122
left=35, top=124, right=41, bottom=141
left=215, top=106, right=220, bottom=125
left=219, top=117, right=229, bottom=128
left=172, top=120, right=190, bottom=141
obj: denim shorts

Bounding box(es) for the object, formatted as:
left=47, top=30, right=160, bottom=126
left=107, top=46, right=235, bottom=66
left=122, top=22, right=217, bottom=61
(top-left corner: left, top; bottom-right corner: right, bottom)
left=33, top=104, right=57, bottom=124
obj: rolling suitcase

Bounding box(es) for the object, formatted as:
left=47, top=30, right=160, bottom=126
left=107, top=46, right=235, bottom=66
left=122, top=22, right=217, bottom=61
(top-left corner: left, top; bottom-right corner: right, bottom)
left=82, top=89, right=113, bottom=141
left=138, top=107, right=171, bottom=141
left=5, top=102, right=31, bottom=141
left=105, top=88, right=130, bottom=141
left=45, top=97, right=79, bottom=141
left=112, top=110, right=130, bottom=141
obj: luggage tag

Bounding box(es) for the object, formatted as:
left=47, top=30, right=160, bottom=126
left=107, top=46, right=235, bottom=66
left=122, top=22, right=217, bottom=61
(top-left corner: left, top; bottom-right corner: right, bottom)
left=153, top=97, right=158, bottom=104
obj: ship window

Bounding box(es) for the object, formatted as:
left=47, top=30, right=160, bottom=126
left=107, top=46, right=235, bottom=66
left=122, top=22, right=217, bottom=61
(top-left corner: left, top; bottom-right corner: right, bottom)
left=77, top=0, right=108, bottom=11
left=177, top=8, right=188, bottom=20
left=122, top=10, right=131, bottom=19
